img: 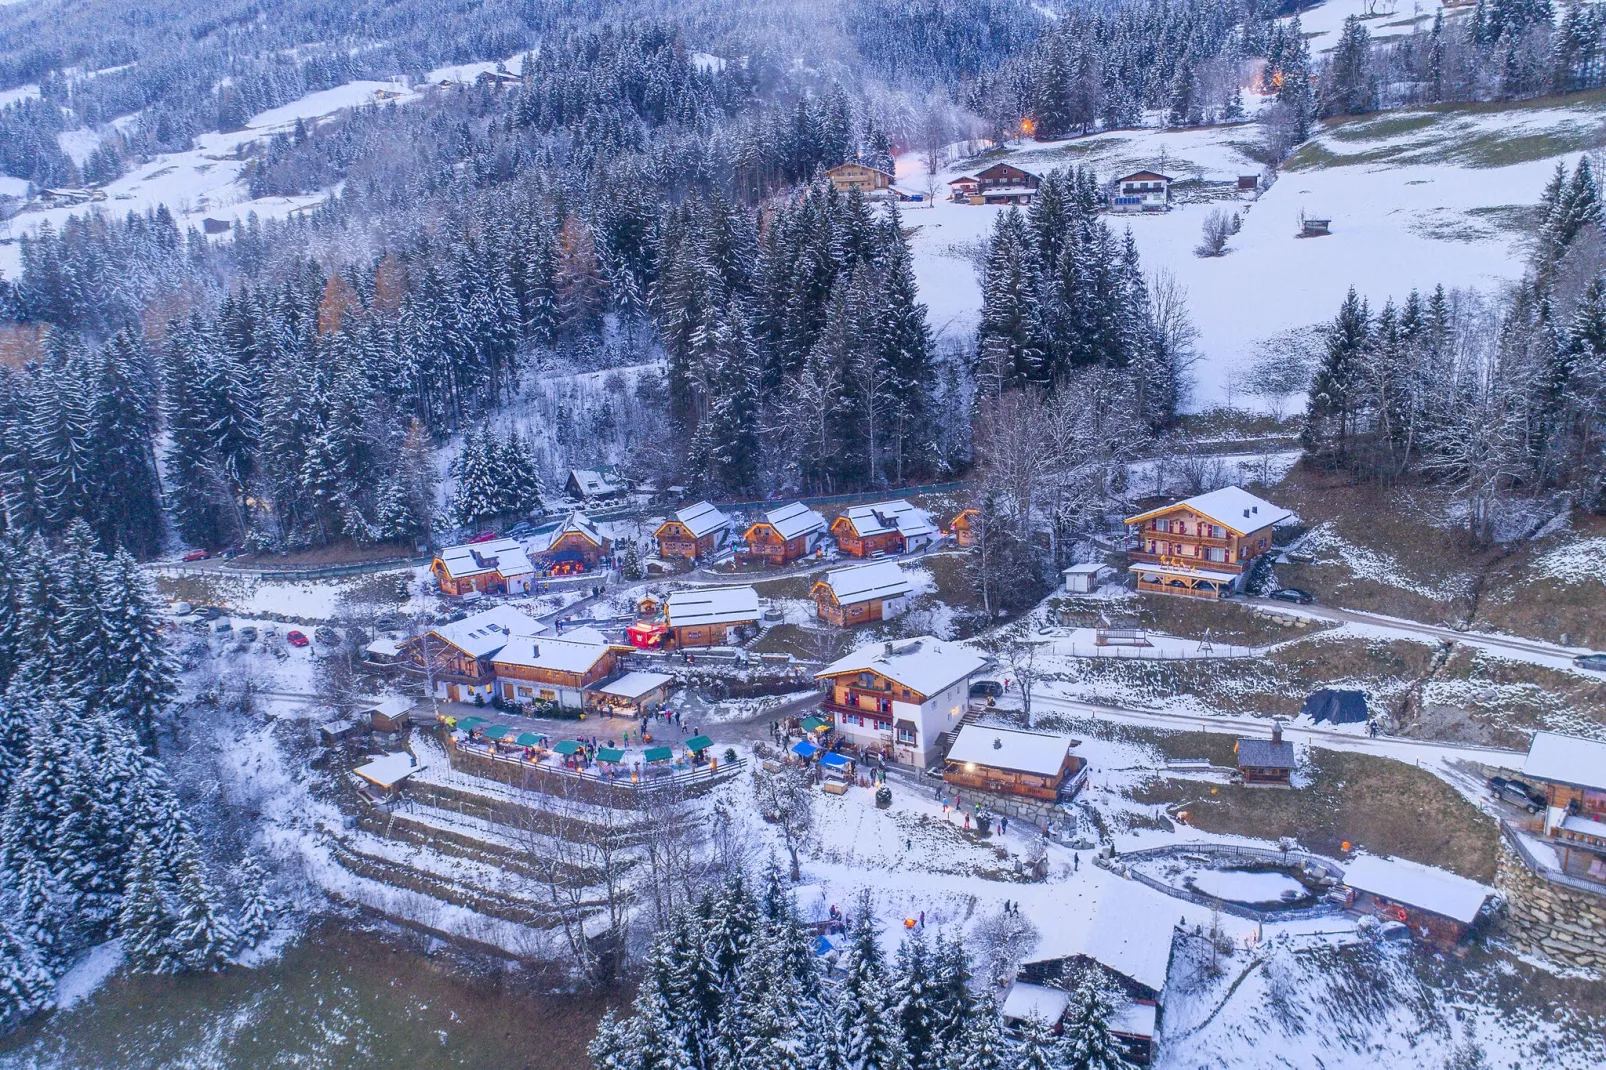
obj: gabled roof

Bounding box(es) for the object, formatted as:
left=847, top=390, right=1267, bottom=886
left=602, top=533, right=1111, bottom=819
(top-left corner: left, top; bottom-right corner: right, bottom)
left=1342, top=855, right=1492, bottom=925
left=1124, top=486, right=1293, bottom=536
left=1026, top=893, right=1175, bottom=995
left=749, top=501, right=828, bottom=542
left=359, top=696, right=414, bottom=718
left=946, top=724, right=1074, bottom=777
left=667, top=500, right=732, bottom=539
left=816, top=637, right=985, bottom=699
left=568, top=468, right=624, bottom=497
left=548, top=511, right=604, bottom=550
left=1521, top=730, right=1606, bottom=791
left=1001, top=982, right=1069, bottom=1024
left=666, top=585, right=761, bottom=627
left=591, top=671, right=674, bottom=700
left=837, top=500, right=936, bottom=540
left=354, top=752, right=422, bottom=790
left=491, top=635, right=613, bottom=675
left=1115, top=170, right=1173, bottom=183
left=1236, top=737, right=1295, bottom=769
left=975, top=162, right=1041, bottom=181
left=429, top=606, right=548, bottom=658
left=826, top=162, right=894, bottom=180
left=436, top=537, right=533, bottom=580
left=948, top=175, right=979, bottom=185
left=817, top=561, right=913, bottom=605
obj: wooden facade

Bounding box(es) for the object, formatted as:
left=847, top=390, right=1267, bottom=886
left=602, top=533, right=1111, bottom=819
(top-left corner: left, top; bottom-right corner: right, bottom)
left=972, top=163, right=1042, bottom=204
left=547, top=529, right=611, bottom=568
left=655, top=519, right=720, bottom=561
left=399, top=635, right=497, bottom=702
left=826, top=162, right=894, bottom=194
left=943, top=753, right=1084, bottom=801
left=950, top=509, right=980, bottom=548
left=668, top=620, right=754, bottom=648
left=1347, top=890, right=1474, bottom=948
left=1125, top=489, right=1286, bottom=600
left=829, top=515, right=902, bottom=558
left=740, top=521, right=816, bottom=566
left=491, top=648, right=617, bottom=706
left=431, top=559, right=499, bottom=597
left=812, top=583, right=892, bottom=628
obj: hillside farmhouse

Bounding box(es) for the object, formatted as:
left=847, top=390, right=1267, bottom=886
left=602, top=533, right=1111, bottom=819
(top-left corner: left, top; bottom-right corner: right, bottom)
left=815, top=637, right=985, bottom=767
left=741, top=501, right=828, bottom=566
left=1125, top=486, right=1292, bottom=599
left=812, top=560, right=913, bottom=627
left=1110, top=171, right=1172, bottom=213
left=565, top=467, right=627, bottom=501
left=830, top=500, right=938, bottom=558
left=399, top=606, right=548, bottom=702
left=970, top=163, right=1042, bottom=204
left=943, top=724, right=1086, bottom=801
left=1522, top=730, right=1606, bottom=884
left=826, top=162, right=895, bottom=195
left=656, top=501, right=735, bottom=562
left=432, top=537, right=534, bottom=596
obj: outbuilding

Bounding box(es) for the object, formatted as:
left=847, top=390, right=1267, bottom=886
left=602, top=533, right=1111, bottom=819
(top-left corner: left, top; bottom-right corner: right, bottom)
left=665, top=585, right=761, bottom=647
left=1341, top=854, right=1493, bottom=947
left=812, top=561, right=914, bottom=627
left=586, top=671, right=674, bottom=716
left=353, top=751, right=424, bottom=802
left=1235, top=722, right=1295, bottom=787
left=1061, top=562, right=1112, bottom=594
left=359, top=695, right=417, bottom=733
left=943, top=724, right=1085, bottom=800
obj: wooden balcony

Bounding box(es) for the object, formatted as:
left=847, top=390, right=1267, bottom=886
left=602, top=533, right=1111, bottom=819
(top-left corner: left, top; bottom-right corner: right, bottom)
left=1128, top=549, right=1245, bottom=575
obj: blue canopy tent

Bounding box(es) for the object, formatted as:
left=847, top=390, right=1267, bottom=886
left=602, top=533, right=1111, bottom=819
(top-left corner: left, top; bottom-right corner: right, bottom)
left=819, top=752, right=853, bottom=774
left=791, top=740, right=820, bottom=760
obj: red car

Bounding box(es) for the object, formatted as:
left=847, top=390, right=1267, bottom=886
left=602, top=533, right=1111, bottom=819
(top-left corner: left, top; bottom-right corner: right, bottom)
left=182, top=549, right=210, bottom=562
left=469, top=530, right=499, bottom=543
left=286, top=630, right=310, bottom=648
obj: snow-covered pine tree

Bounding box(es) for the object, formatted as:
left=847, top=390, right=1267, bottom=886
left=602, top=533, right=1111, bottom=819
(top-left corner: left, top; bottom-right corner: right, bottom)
left=232, top=852, right=274, bottom=952
left=1059, top=973, right=1133, bottom=1070
left=101, top=548, right=178, bottom=753
left=893, top=931, right=941, bottom=1069
left=0, top=909, right=54, bottom=1031
left=117, top=831, right=181, bottom=975
left=1011, top=1013, right=1063, bottom=1070
left=167, top=841, right=232, bottom=971
left=945, top=995, right=1010, bottom=1070
left=834, top=895, right=908, bottom=1070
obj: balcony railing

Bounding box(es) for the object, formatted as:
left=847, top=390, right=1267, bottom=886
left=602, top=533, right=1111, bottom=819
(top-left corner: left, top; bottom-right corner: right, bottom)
left=1128, top=549, right=1245, bottom=574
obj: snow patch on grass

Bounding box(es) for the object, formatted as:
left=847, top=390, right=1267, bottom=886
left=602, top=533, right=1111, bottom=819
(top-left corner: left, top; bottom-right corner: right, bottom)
left=1528, top=536, right=1606, bottom=586
left=1295, top=521, right=1473, bottom=599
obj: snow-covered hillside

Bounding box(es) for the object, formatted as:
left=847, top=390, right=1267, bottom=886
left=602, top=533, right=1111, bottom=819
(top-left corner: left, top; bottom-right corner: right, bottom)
left=899, top=92, right=1606, bottom=411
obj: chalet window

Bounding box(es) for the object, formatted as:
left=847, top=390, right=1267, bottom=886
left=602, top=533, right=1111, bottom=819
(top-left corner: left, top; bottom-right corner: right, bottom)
left=859, top=672, right=874, bottom=687
left=896, top=723, right=917, bottom=744
left=1153, top=519, right=1170, bottom=533
left=1205, top=548, right=1227, bottom=563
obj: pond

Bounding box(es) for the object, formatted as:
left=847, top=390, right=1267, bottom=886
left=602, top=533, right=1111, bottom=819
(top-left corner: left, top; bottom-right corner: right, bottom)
left=0, top=921, right=613, bottom=1070
left=1186, top=868, right=1308, bottom=906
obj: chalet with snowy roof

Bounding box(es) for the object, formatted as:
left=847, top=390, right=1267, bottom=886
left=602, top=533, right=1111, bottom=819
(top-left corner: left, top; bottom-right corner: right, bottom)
left=947, top=175, right=979, bottom=201
left=565, top=467, right=627, bottom=501
left=359, top=696, right=417, bottom=733
left=741, top=501, right=828, bottom=566
left=950, top=508, right=981, bottom=547
left=398, top=606, right=548, bottom=702
left=586, top=670, right=674, bottom=716
left=1235, top=721, right=1295, bottom=787
left=490, top=634, right=619, bottom=710
left=1341, top=855, right=1494, bottom=947
left=1110, top=171, right=1173, bottom=213
left=830, top=500, right=938, bottom=558
left=1015, top=914, right=1173, bottom=1065
left=1522, top=730, right=1606, bottom=884
left=544, top=511, right=611, bottom=573
left=1125, top=486, right=1293, bottom=599
left=353, top=752, right=424, bottom=802
left=811, top=561, right=913, bottom=627
left=664, top=585, right=761, bottom=648
left=943, top=724, right=1085, bottom=801
left=431, top=537, right=535, bottom=597
left=826, top=162, right=894, bottom=195
left=815, top=637, right=986, bottom=767
left=655, top=501, right=734, bottom=562
left=972, top=162, right=1042, bottom=205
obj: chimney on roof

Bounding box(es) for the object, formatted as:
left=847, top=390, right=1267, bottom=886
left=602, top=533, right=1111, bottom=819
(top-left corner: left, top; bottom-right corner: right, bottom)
left=1272, top=720, right=1283, bottom=745
left=993, top=737, right=1002, bottom=749
left=884, top=641, right=894, bottom=657
left=1252, top=506, right=1259, bottom=514
left=1243, top=509, right=1251, bottom=518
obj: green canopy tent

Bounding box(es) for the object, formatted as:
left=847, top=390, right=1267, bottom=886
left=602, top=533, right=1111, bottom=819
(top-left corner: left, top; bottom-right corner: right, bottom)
left=684, top=735, right=714, bottom=755
left=643, top=746, right=673, bottom=763
left=515, top=732, right=543, bottom=747
left=553, top=739, right=583, bottom=756
left=454, top=716, right=486, bottom=733
left=596, top=748, right=626, bottom=764
left=801, top=716, right=827, bottom=734
left=481, top=724, right=512, bottom=741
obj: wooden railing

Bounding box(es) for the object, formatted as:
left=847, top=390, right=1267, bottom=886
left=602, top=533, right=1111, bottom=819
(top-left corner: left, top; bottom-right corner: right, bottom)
left=452, top=738, right=746, bottom=794
left=1500, top=820, right=1606, bottom=899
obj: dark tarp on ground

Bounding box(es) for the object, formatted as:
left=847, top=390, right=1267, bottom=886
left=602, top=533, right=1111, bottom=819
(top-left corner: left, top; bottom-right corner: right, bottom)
left=1302, top=689, right=1368, bottom=724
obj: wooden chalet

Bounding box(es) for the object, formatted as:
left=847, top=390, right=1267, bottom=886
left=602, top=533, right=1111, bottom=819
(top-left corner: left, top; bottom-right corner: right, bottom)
left=814, top=637, right=986, bottom=767
left=947, top=176, right=980, bottom=201
left=664, top=585, right=760, bottom=647
left=432, top=537, right=535, bottom=596
left=655, top=501, right=734, bottom=562
left=353, top=752, right=424, bottom=803
left=830, top=501, right=938, bottom=558
left=943, top=724, right=1086, bottom=801
left=586, top=670, right=674, bottom=716
left=1125, top=486, right=1292, bottom=599
left=972, top=163, right=1042, bottom=204
left=1341, top=855, right=1493, bottom=947
left=398, top=606, right=547, bottom=702
left=741, top=501, right=827, bottom=566
left=490, top=635, right=618, bottom=710
left=1235, top=722, right=1295, bottom=787
left=826, top=162, right=894, bottom=195
left=1109, top=171, right=1172, bottom=213
left=544, top=511, right=611, bottom=573
left=1012, top=945, right=1169, bottom=1066
left=360, top=696, right=416, bottom=733
left=1523, top=731, right=1606, bottom=884
left=950, top=508, right=981, bottom=548
left=565, top=467, right=627, bottom=501
left=812, top=560, right=913, bottom=627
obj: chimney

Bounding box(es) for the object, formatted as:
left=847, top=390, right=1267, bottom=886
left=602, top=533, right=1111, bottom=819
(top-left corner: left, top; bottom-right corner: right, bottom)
left=1243, top=509, right=1251, bottom=518
left=1272, top=720, right=1283, bottom=745
left=884, top=641, right=895, bottom=657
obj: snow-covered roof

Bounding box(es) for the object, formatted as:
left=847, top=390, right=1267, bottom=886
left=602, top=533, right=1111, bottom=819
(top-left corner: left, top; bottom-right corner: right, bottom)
left=753, top=501, right=828, bottom=541
left=559, top=625, right=609, bottom=646
left=1026, top=892, right=1175, bottom=994
left=568, top=468, right=624, bottom=497
left=666, top=585, right=761, bottom=627
left=672, top=500, right=733, bottom=538
left=820, top=561, right=912, bottom=605
left=1521, top=730, right=1606, bottom=791
left=838, top=500, right=936, bottom=540
left=359, top=696, right=414, bottom=718
left=1127, top=562, right=1241, bottom=584
left=548, top=510, right=605, bottom=550
left=1561, top=814, right=1606, bottom=839
left=592, top=671, right=674, bottom=700
left=946, top=724, right=1074, bottom=777
left=817, top=637, right=985, bottom=699
left=1001, top=982, right=1069, bottom=1024
left=1110, top=1001, right=1158, bottom=1039
left=429, top=606, right=548, bottom=658
left=1341, top=855, right=1492, bottom=925
left=364, top=637, right=401, bottom=657
left=491, top=635, right=613, bottom=675
left=1115, top=170, right=1173, bottom=183
left=1125, top=486, right=1294, bottom=536
left=354, top=752, right=422, bottom=790
left=436, top=537, right=533, bottom=580
left=1236, top=737, right=1295, bottom=769
left=1062, top=562, right=1112, bottom=576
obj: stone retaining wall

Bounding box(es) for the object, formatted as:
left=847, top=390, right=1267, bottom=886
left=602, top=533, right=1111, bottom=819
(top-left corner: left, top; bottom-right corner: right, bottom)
left=1495, top=842, right=1606, bottom=970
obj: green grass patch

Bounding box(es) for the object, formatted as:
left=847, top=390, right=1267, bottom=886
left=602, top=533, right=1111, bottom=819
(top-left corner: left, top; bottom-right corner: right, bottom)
left=1326, top=112, right=1440, bottom=143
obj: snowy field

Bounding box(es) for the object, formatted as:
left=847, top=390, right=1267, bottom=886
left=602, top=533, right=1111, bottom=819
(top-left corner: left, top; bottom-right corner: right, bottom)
left=896, top=93, right=1606, bottom=411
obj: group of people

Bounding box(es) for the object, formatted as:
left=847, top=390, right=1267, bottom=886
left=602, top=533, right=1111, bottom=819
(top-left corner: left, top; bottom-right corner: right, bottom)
left=934, top=785, right=1010, bottom=836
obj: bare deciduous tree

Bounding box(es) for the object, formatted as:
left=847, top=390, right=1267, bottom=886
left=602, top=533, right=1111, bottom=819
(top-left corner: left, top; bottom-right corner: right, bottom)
left=1194, top=208, right=1237, bottom=257
left=752, top=763, right=815, bottom=881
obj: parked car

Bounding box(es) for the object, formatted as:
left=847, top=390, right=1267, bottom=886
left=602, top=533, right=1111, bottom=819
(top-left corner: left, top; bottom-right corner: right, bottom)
left=1268, top=588, right=1315, bottom=605
left=221, top=546, right=246, bottom=560
left=506, top=522, right=534, bottom=538
left=1573, top=653, right=1606, bottom=672
left=314, top=626, right=341, bottom=646
left=197, top=606, right=223, bottom=621
left=1487, top=775, right=1546, bottom=813
left=375, top=612, right=408, bottom=631
left=182, top=549, right=210, bottom=562
left=969, top=679, right=1004, bottom=700
left=171, top=601, right=194, bottom=616
left=286, top=630, right=310, bottom=648
left=211, top=619, right=232, bottom=634
left=469, top=530, right=499, bottom=543
left=237, top=625, right=258, bottom=642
